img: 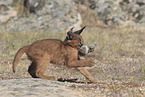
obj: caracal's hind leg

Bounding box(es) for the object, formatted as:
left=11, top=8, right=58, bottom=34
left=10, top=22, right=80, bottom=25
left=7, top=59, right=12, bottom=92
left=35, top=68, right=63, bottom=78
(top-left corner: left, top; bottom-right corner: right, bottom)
left=28, top=62, right=38, bottom=78
left=35, top=57, right=56, bottom=80
left=28, top=53, right=56, bottom=80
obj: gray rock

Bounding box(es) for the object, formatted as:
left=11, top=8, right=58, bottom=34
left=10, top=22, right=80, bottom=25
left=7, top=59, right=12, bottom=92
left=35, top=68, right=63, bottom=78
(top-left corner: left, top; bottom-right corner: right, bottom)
left=0, top=0, right=81, bottom=33
left=1, top=0, right=145, bottom=31
left=95, top=0, right=145, bottom=25
left=95, top=0, right=124, bottom=25
left=0, top=79, right=80, bottom=97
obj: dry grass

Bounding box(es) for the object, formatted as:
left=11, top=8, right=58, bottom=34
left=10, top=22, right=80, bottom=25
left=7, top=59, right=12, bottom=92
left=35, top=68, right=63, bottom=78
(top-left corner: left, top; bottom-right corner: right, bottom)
left=0, top=26, right=145, bottom=96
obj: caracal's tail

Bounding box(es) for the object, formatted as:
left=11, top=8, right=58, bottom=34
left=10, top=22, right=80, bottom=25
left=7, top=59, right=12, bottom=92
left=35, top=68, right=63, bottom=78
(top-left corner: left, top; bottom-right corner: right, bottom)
left=12, top=45, right=29, bottom=73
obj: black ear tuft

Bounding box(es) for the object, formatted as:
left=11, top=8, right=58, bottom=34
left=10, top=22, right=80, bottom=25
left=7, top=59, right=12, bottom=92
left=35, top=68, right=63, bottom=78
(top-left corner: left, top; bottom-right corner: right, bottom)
left=66, top=27, right=74, bottom=40
left=74, top=26, right=86, bottom=34
left=67, top=27, right=74, bottom=35
left=70, top=27, right=74, bottom=31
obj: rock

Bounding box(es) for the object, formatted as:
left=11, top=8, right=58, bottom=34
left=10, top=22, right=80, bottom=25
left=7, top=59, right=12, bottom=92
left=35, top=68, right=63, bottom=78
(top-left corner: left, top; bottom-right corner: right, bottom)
left=1, top=0, right=145, bottom=31
left=0, top=0, right=81, bottom=32
left=76, top=4, right=100, bottom=27
left=0, top=6, right=17, bottom=24
left=135, top=0, right=145, bottom=6
left=29, top=0, right=45, bottom=13
left=119, top=0, right=145, bottom=23
left=94, top=0, right=145, bottom=26
left=0, top=4, right=9, bottom=13
left=95, top=0, right=123, bottom=25
left=73, top=0, right=96, bottom=9
left=0, top=79, right=81, bottom=96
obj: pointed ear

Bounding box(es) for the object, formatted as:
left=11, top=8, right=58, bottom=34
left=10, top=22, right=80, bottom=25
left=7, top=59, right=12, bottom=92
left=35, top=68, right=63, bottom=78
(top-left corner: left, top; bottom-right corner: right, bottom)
left=66, top=27, right=74, bottom=40
left=74, top=26, right=86, bottom=34
left=67, top=27, right=74, bottom=35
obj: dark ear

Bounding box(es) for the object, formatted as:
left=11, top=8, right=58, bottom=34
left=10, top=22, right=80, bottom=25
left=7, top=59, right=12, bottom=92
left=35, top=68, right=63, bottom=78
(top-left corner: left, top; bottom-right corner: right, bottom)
left=66, top=27, right=74, bottom=40
left=74, top=26, right=86, bottom=34
left=67, top=27, right=74, bottom=35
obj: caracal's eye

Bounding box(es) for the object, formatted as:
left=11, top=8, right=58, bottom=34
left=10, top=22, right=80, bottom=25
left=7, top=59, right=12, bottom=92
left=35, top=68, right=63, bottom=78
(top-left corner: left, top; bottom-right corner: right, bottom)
left=79, top=39, right=83, bottom=45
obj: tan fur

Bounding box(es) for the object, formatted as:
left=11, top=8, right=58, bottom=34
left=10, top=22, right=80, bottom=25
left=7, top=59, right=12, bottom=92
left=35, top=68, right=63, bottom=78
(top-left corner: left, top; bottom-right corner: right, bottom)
left=13, top=27, right=97, bottom=82
left=13, top=45, right=29, bottom=73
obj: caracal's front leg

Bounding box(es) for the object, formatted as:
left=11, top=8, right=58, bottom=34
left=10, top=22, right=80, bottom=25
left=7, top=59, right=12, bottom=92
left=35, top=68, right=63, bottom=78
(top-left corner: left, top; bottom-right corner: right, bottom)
left=77, top=67, right=98, bottom=83
left=66, top=59, right=98, bottom=83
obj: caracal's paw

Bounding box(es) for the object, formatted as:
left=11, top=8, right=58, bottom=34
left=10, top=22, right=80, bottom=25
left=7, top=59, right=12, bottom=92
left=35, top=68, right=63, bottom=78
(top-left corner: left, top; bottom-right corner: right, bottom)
left=48, top=76, right=57, bottom=80
left=91, top=79, right=99, bottom=83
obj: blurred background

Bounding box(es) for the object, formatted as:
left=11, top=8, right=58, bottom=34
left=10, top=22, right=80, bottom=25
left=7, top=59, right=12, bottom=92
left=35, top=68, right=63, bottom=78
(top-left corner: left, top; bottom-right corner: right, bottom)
left=1, top=0, right=145, bottom=32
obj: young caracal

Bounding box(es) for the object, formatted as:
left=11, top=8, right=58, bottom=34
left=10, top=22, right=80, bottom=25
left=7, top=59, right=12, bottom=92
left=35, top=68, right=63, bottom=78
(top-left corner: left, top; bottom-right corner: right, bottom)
left=12, top=26, right=97, bottom=82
